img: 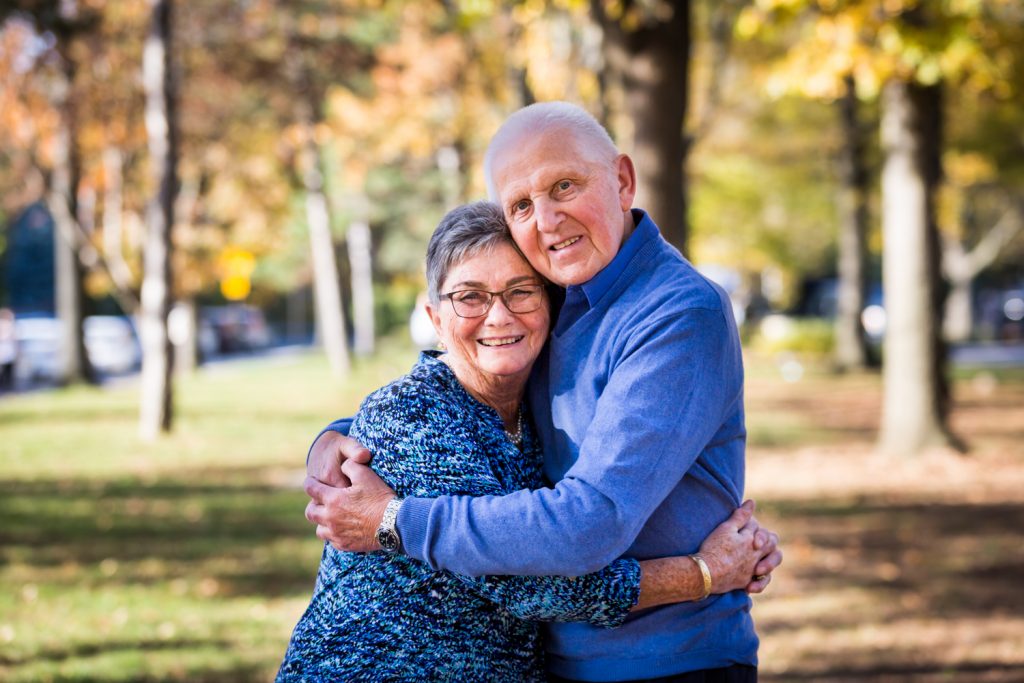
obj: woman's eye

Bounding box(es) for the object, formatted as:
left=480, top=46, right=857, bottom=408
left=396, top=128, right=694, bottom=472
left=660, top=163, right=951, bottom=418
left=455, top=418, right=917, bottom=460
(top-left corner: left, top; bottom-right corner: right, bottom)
left=456, top=292, right=487, bottom=303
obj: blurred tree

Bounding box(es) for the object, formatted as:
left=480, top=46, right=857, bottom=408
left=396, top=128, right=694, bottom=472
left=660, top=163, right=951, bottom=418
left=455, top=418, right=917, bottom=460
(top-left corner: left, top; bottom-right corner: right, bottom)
left=738, top=0, right=1023, bottom=455
left=592, top=0, right=691, bottom=253
left=834, top=73, right=871, bottom=370
left=138, top=0, right=177, bottom=439
left=0, top=0, right=100, bottom=384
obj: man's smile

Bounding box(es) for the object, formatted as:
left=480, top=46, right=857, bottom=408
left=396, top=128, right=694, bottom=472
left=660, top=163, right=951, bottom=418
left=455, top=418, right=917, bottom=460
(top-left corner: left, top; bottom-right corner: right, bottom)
left=550, top=236, right=581, bottom=251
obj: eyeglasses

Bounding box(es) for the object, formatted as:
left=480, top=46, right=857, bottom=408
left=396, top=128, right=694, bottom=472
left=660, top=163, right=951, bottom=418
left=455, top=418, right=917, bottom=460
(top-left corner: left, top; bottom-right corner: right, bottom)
left=442, top=284, right=546, bottom=318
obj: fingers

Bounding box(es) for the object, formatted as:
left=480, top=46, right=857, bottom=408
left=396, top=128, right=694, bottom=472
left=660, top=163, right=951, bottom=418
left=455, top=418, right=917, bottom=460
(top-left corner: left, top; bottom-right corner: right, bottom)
left=746, top=572, right=771, bottom=594
left=754, top=547, right=783, bottom=578
left=304, top=476, right=332, bottom=504
left=723, top=500, right=755, bottom=532
left=341, top=457, right=377, bottom=485
left=339, top=435, right=373, bottom=464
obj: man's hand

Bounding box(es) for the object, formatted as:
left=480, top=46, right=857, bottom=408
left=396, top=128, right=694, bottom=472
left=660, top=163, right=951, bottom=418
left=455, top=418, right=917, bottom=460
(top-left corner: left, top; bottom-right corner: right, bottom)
left=304, top=458, right=396, bottom=552
left=697, top=500, right=782, bottom=595
left=306, top=431, right=373, bottom=488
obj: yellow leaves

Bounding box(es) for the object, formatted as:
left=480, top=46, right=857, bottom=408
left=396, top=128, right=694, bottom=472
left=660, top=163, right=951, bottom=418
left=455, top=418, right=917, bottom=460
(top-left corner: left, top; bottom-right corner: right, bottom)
left=944, top=152, right=996, bottom=187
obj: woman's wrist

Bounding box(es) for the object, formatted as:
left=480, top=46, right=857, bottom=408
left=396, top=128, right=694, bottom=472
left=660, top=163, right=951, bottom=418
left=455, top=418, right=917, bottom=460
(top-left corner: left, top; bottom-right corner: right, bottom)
left=633, top=556, right=707, bottom=611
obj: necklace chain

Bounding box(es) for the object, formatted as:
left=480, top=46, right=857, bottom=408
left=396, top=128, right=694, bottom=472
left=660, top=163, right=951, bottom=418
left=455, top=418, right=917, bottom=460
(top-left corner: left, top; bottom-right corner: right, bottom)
left=503, top=408, right=524, bottom=447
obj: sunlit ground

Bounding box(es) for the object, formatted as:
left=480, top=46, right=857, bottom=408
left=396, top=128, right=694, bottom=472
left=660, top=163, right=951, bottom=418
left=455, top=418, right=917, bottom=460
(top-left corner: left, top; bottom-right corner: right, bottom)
left=1, top=340, right=1022, bottom=682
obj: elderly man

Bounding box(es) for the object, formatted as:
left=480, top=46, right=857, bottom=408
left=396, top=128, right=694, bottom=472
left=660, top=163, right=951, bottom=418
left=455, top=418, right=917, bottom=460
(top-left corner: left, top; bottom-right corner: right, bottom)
left=305, top=102, right=780, bottom=682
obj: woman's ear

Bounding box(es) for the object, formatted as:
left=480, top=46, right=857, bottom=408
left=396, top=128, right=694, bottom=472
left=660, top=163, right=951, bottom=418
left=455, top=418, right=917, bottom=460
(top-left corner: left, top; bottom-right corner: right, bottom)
left=425, top=299, right=444, bottom=341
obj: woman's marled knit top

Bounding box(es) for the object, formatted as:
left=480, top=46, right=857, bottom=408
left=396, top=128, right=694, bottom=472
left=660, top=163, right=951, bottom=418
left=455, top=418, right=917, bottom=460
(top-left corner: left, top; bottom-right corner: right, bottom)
left=277, top=351, right=640, bottom=682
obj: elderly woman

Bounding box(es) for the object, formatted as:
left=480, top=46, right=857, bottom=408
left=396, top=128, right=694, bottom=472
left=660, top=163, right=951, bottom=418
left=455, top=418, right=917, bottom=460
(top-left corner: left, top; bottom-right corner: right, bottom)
left=276, top=202, right=765, bottom=682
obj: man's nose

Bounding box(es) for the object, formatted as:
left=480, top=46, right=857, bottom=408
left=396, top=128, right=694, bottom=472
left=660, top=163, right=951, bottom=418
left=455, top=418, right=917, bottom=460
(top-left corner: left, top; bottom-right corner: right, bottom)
left=534, top=199, right=562, bottom=233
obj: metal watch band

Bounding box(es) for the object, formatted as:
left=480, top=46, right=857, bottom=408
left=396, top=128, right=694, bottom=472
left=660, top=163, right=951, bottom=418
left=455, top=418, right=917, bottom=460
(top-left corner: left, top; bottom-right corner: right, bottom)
left=376, top=497, right=403, bottom=553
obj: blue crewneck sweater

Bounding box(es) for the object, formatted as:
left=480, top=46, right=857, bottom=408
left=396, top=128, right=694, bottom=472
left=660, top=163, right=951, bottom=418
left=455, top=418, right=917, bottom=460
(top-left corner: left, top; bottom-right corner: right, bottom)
left=393, top=210, right=757, bottom=680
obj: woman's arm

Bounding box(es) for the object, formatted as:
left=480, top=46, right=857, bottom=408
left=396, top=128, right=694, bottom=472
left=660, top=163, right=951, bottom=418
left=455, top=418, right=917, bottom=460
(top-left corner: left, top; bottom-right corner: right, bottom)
left=634, top=501, right=764, bottom=610
left=452, top=500, right=765, bottom=626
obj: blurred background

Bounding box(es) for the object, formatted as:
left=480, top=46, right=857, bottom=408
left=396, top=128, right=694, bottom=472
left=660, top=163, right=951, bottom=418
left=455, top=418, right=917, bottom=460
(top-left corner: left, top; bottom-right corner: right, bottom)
left=1, top=0, right=1022, bottom=681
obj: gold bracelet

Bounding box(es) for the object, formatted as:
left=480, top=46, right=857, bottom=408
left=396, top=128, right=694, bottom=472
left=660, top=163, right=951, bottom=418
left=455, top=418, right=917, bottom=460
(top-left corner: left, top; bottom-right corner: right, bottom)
left=689, top=554, right=712, bottom=600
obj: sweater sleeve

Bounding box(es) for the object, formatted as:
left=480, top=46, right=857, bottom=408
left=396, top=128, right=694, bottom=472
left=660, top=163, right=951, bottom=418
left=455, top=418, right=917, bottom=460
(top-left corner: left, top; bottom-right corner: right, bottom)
left=450, top=558, right=640, bottom=628
left=397, top=308, right=742, bottom=576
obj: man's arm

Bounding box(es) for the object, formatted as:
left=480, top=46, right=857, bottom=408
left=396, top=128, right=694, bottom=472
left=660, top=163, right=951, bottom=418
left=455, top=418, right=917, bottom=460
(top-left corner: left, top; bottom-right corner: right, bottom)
left=401, top=308, right=741, bottom=576
left=310, top=308, right=754, bottom=576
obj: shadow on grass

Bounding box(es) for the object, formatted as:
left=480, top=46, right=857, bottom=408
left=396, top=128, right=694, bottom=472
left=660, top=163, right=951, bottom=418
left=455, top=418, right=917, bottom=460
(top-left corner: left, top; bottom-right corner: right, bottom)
left=763, top=660, right=1024, bottom=682
left=0, top=474, right=319, bottom=597
left=0, top=638, right=234, bottom=666
left=759, top=498, right=1024, bottom=625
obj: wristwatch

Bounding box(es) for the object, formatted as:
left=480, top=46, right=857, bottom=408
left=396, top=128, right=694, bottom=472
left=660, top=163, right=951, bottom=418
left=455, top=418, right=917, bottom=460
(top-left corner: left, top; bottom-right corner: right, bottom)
left=375, top=497, right=404, bottom=553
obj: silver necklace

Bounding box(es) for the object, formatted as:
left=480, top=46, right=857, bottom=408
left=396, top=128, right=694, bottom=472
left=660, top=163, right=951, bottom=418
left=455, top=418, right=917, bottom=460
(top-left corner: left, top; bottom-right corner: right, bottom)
left=504, top=407, right=524, bottom=448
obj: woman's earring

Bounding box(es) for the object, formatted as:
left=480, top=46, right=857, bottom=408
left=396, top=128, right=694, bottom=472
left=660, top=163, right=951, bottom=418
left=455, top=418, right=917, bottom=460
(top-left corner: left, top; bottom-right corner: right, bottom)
left=437, top=341, right=446, bottom=351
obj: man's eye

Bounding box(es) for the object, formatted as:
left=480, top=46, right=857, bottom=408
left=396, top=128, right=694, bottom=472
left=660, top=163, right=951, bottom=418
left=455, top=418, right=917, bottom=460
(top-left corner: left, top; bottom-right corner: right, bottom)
left=512, top=199, right=530, bottom=214
left=556, top=180, right=572, bottom=192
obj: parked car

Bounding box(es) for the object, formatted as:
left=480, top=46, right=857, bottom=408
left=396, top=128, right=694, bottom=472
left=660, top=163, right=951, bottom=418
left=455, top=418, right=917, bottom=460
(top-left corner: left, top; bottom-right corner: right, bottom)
left=13, top=315, right=62, bottom=384
left=13, top=314, right=142, bottom=384
left=84, top=315, right=141, bottom=375
left=201, top=305, right=272, bottom=353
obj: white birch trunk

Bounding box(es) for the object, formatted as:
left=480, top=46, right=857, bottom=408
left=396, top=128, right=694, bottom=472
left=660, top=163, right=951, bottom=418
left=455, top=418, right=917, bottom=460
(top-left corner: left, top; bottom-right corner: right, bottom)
left=348, top=199, right=374, bottom=356
left=47, top=56, right=91, bottom=385
left=139, top=0, right=177, bottom=439
left=301, top=129, right=350, bottom=377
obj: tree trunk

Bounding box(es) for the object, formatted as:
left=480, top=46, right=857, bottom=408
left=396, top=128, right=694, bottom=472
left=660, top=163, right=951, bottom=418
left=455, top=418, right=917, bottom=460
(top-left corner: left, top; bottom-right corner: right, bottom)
left=834, top=74, right=870, bottom=371
left=47, top=53, right=93, bottom=385
left=593, top=0, right=690, bottom=253
left=298, top=106, right=350, bottom=378
left=347, top=197, right=375, bottom=357
left=941, top=203, right=1023, bottom=342
left=877, top=79, right=958, bottom=456
left=138, top=0, right=177, bottom=439
left=101, top=147, right=137, bottom=293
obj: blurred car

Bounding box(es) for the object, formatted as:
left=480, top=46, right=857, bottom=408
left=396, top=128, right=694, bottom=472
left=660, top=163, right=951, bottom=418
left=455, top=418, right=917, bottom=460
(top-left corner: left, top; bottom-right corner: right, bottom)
left=84, top=315, right=141, bottom=375
left=201, top=305, right=272, bottom=353
left=13, top=315, right=62, bottom=383
left=13, top=314, right=142, bottom=384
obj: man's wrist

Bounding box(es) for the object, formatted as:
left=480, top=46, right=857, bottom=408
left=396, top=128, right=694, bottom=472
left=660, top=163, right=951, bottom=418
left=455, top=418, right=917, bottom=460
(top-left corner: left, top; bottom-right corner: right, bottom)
left=375, top=497, right=404, bottom=553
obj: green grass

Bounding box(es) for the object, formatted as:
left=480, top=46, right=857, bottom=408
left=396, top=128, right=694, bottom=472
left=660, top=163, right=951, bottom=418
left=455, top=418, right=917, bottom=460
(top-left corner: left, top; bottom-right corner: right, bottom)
left=2, top=340, right=1021, bottom=681
left=0, top=339, right=419, bottom=682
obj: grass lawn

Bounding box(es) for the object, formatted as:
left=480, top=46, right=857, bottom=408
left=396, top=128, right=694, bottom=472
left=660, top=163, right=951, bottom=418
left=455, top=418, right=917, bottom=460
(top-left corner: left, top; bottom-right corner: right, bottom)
left=2, top=340, right=1023, bottom=681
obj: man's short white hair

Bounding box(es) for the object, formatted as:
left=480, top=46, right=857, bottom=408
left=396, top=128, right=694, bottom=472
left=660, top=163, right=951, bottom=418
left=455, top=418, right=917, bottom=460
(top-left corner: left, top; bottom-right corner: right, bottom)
left=483, top=101, right=619, bottom=201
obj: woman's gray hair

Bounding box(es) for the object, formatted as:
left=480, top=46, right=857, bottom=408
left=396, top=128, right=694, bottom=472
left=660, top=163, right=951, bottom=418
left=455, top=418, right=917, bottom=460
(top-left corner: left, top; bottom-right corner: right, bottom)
left=425, top=201, right=518, bottom=304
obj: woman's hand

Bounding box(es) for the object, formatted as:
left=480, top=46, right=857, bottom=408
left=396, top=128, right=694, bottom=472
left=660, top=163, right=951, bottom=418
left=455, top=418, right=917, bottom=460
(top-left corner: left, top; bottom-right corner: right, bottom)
left=700, top=500, right=780, bottom=594
left=634, top=501, right=781, bottom=610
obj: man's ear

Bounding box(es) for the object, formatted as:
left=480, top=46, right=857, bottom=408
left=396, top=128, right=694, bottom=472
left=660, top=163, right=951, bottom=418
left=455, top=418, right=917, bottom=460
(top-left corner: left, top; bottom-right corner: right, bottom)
left=615, top=154, right=637, bottom=211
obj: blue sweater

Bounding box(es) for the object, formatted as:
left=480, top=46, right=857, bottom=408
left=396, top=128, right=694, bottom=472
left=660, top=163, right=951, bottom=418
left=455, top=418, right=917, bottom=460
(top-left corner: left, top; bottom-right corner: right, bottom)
left=281, top=352, right=641, bottom=681
left=318, top=211, right=757, bottom=680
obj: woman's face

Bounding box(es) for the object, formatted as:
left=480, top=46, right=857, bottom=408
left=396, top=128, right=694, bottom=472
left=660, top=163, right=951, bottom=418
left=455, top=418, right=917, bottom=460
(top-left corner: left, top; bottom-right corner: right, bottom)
left=427, top=242, right=550, bottom=389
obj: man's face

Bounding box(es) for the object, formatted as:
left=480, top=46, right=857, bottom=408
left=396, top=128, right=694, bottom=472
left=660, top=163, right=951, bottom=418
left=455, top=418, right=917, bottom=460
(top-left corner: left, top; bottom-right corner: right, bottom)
left=490, top=128, right=636, bottom=287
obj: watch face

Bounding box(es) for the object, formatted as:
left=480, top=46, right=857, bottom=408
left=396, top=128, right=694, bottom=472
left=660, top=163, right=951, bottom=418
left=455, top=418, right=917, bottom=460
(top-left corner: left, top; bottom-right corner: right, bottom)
left=377, top=529, right=400, bottom=553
